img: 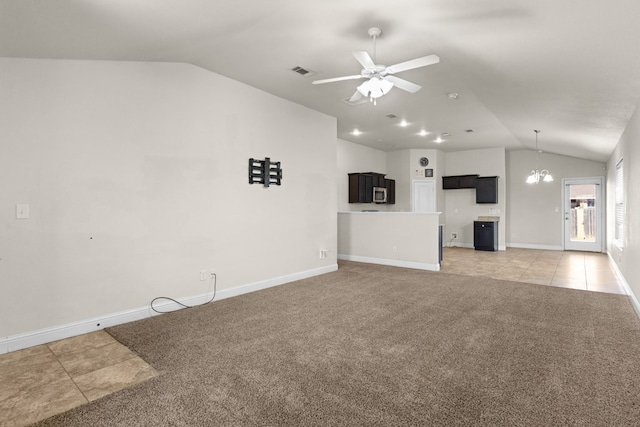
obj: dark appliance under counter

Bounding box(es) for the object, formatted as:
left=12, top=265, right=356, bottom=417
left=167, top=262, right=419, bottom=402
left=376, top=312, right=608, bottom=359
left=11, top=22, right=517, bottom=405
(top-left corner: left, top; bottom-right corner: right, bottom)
left=474, top=218, right=499, bottom=251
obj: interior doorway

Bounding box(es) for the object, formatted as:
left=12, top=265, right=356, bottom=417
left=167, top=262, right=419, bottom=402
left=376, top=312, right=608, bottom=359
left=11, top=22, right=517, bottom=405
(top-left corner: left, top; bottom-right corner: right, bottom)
left=563, top=177, right=604, bottom=252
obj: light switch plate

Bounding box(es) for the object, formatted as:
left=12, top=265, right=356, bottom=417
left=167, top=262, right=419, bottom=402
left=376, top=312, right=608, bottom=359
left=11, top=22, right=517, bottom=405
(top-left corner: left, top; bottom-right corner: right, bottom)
left=16, top=204, right=29, bottom=219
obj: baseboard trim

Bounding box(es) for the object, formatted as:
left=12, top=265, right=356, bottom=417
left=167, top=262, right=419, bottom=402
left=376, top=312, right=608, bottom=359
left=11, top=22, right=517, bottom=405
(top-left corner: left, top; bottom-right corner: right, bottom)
left=447, top=242, right=474, bottom=249
left=507, top=243, right=563, bottom=251
left=338, top=254, right=440, bottom=272
left=214, top=264, right=338, bottom=301
left=447, top=243, right=507, bottom=251
left=607, top=252, right=640, bottom=318
left=0, top=264, right=338, bottom=355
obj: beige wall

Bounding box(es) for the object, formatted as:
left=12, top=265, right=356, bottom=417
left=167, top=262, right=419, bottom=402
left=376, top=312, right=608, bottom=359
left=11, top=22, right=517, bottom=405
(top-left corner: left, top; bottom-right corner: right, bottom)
left=338, top=143, right=448, bottom=214
left=408, top=149, right=443, bottom=213
left=338, top=212, right=441, bottom=270
left=506, top=150, right=605, bottom=249
left=607, top=102, right=640, bottom=310
left=443, top=147, right=507, bottom=250
left=386, top=150, right=412, bottom=212
left=337, top=139, right=387, bottom=212
left=0, top=58, right=337, bottom=339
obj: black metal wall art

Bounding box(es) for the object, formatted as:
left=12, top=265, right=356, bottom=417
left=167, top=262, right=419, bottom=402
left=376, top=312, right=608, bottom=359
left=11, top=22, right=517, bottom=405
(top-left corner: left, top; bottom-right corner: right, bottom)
left=248, top=157, right=282, bottom=187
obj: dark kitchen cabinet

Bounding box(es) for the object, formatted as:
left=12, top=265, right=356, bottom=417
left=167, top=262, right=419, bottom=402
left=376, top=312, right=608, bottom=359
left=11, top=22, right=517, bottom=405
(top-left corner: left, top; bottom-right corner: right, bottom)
left=474, top=221, right=498, bottom=251
left=475, top=176, right=499, bottom=204
left=349, top=173, right=373, bottom=203
left=385, top=178, right=396, bottom=204
left=442, top=174, right=479, bottom=189
left=348, top=172, right=394, bottom=204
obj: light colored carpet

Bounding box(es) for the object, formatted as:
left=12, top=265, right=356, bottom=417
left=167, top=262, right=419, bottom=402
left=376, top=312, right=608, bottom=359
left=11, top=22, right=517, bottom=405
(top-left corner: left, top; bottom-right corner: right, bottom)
left=34, top=261, right=640, bottom=426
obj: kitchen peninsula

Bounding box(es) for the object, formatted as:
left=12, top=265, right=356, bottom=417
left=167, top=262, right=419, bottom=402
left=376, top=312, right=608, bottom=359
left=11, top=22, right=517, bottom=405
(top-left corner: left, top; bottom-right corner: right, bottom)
left=338, top=212, right=442, bottom=271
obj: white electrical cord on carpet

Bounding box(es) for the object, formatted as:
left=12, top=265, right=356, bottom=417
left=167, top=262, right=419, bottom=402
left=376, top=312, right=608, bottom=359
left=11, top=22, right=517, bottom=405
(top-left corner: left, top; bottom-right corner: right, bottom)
left=150, top=273, right=217, bottom=314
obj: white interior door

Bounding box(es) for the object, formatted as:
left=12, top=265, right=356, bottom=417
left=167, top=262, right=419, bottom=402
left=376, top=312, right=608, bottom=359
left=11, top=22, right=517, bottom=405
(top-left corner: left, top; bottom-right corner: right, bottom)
left=563, top=177, right=603, bottom=252
left=413, top=180, right=436, bottom=212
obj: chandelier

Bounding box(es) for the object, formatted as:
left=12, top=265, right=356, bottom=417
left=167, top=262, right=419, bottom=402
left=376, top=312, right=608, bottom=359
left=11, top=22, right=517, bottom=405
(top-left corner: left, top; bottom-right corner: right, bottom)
left=526, top=130, right=554, bottom=184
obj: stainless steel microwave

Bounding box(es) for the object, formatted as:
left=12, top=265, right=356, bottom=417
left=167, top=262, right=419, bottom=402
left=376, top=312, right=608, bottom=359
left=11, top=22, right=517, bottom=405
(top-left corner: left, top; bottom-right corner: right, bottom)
left=373, top=186, right=387, bottom=203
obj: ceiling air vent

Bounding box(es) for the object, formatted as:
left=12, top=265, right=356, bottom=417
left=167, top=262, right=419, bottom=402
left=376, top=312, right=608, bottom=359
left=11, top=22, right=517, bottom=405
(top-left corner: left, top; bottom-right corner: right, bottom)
left=385, top=114, right=398, bottom=119
left=290, top=66, right=316, bottom=78
left=465, top=129, right=475, bottom=133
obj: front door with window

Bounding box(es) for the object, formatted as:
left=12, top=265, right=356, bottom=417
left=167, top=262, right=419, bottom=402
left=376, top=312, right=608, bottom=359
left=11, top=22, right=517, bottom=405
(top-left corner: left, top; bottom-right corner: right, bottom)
left=563, top=177, right=604, bottom=252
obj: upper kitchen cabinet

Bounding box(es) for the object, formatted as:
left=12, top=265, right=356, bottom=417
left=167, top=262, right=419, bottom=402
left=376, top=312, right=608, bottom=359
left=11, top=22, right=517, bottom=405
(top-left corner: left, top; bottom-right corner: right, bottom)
left=385, top=178, right=395, bottom=204
left=442, top=174, right=479, bottom=189
left=348, top=172, right=395, bottom=204
left=475, top=176, right=499, bottom=204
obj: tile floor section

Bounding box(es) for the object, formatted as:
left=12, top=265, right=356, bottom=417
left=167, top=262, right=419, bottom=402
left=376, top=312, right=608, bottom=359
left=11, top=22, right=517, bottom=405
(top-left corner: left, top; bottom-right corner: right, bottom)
left=440, top=247, right=625, bottom=294
left=0, top=248, right=627, bottom=426
left=0, top=331, right=156, bottom=427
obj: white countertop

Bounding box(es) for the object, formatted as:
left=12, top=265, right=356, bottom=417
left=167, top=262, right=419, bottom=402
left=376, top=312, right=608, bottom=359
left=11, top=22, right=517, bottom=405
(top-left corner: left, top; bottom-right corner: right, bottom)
left=339, top=211, right=442, bottom=215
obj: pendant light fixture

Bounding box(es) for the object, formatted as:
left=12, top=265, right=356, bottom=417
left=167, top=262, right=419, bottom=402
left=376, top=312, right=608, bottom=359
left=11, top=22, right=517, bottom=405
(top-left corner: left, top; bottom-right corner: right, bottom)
left=526, top=130, right=554, bottom=184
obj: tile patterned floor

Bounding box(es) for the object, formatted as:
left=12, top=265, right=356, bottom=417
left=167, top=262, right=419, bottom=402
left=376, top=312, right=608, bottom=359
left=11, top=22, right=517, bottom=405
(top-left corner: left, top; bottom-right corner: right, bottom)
left=0, top=331, right=156, bottom=427
left=0, top=248, right=627, bottom=426
left=440, top=247, right=625, bottom=294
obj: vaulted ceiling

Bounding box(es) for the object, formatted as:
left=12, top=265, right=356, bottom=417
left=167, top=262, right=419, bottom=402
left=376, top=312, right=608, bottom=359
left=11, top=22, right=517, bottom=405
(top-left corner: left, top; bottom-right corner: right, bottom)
left=3, top=0, right=640, bottom=162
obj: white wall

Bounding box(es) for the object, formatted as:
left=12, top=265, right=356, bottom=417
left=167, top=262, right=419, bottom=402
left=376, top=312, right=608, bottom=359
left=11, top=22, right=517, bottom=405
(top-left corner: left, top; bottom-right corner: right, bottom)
left=507, top=150, right=605, bottom=249
left=338, top=144, right=447, bottom=215
left=443, top=147, right=507, bottom=249
left=338, top=212, right=441, bottom=270
left=337, top=139, right=387, bottom=212
left=607, top=102, right=640, bottom=310
left=386, top=150, right=411, bottom=212
left=0, top=58, right=337, bottom=340
left=408, top=149, right=442, bottom=213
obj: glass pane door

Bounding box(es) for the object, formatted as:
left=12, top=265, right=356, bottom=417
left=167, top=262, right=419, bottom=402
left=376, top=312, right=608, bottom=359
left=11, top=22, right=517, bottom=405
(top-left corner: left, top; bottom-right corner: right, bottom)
left=564, top=178, right=603, bottom=252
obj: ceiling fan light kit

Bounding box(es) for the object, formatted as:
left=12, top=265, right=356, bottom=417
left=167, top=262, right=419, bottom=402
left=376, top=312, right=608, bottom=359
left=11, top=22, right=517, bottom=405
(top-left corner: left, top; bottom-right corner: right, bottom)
left=312, top=27, right=439, bottom=105
left=357, top=77, right=393, bottom=100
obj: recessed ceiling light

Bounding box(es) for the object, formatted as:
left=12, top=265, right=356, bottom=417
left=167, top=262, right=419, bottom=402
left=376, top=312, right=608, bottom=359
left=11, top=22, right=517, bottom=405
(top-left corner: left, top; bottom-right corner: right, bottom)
left=434, top=137, right=443, bottom=143
left=399, top=120, right=408, bottom=127
left=447, top=92, right=459, bottom=100
left=352, top=129, right=362, bottom=136
left=418, top=130, right=429, bottom=136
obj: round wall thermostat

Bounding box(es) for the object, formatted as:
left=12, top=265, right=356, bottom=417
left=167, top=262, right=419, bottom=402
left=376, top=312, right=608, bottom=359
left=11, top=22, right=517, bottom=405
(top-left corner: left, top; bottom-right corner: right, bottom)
left=419, top=157, right=429, bottom=167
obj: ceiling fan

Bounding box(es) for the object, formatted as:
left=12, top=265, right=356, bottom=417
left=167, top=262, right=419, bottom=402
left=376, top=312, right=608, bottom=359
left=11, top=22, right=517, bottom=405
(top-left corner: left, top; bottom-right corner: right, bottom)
left=312, top=27, right=440, bottom=105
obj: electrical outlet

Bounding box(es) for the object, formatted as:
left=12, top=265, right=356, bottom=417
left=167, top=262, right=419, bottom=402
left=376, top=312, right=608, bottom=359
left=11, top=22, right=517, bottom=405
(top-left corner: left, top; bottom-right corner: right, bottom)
left=451, top=232, right=458, bottom=239
left=16, top=204, right=29, bottom=219
left=199, top=270, right=207, bottom=281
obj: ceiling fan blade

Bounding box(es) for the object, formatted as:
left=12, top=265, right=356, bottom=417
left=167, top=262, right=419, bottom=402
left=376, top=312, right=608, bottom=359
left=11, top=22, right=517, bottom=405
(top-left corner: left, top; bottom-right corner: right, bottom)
left=349, top=90, right=364, bottom=103
left=312, top=75, right=364, bottom=85
left=352, top=51, right=376, bottom=69
left=385, top=76, right=422, bottom=93
left=386, top=54, right=440, bottom=74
